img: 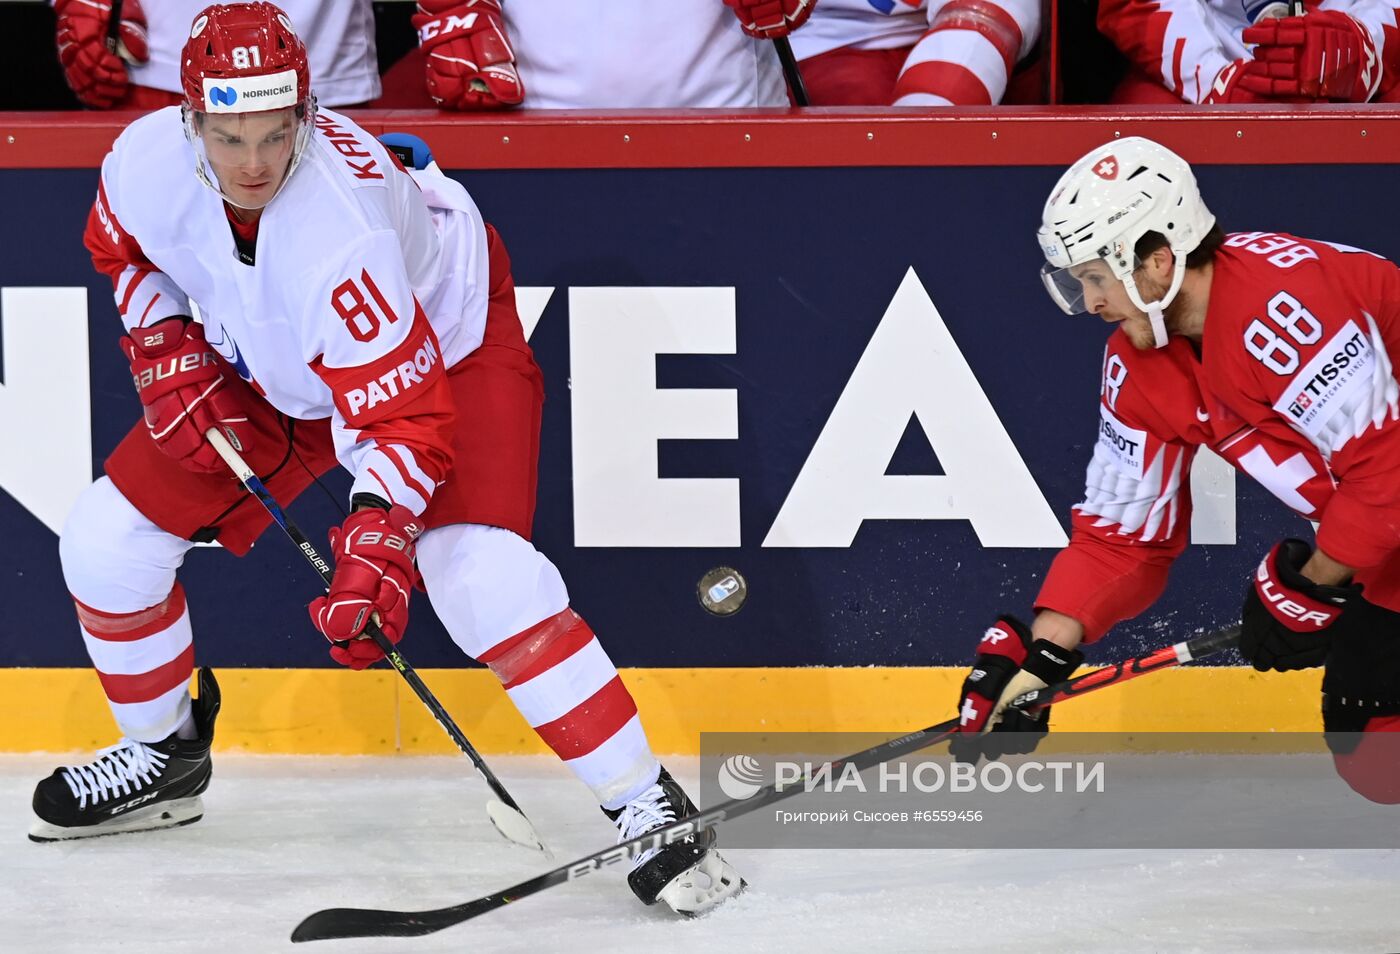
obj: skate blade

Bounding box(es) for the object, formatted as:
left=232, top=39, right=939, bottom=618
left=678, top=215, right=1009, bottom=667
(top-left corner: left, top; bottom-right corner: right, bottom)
left=656, top=850, right=746, bottom=917
left=29, top=796, right=205, bottom=843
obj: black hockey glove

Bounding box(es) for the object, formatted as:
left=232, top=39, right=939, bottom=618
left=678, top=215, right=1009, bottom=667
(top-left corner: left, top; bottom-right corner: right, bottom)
left=949, top=615, right=1083, bottom=766
left=1240, top=539, right=1362, bottom=672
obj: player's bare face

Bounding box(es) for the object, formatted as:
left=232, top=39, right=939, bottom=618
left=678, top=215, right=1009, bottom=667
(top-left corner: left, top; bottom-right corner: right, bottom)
left=1070, top=260, right=1166, bottom=350
left=201, top=109, right=297, bottom=210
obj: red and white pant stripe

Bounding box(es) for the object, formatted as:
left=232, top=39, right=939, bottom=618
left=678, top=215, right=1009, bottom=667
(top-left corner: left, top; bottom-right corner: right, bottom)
left=60, top=477, right=198, bottom=743
left=74, top=584, right=194, bottom=742
left=480, top=609, right=658, bottom=809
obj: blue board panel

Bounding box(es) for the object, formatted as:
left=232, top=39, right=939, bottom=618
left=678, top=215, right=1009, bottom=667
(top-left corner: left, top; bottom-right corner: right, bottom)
left=2, top=163, right=1396, bottom=667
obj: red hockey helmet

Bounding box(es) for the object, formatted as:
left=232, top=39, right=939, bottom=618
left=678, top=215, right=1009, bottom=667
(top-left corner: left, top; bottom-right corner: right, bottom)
left=181, top=2, right=310, bottom=113
left=180, top=3, right=316, bottom=208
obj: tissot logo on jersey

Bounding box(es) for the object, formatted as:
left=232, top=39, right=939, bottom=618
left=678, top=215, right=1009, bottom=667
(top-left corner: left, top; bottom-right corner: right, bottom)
left=1270, top=319, right=1377, bottom=442
left=1099, top=418, right=1139, bottom=455
left=1284, top=329, right=1367, bottom=419
left=342, top=335, right=440, bottom=418
left=1096, top=404, right=1147, bottom=479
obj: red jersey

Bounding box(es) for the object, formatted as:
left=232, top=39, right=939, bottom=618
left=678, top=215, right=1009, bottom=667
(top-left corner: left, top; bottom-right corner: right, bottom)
left=1037, top=233, right=1400, bottom=639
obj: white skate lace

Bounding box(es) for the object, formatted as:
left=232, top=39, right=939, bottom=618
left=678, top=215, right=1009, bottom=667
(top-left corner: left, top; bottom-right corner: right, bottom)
left=613, top=783, right=676, bottom=868
left=59, top=739, right=169, bottom=809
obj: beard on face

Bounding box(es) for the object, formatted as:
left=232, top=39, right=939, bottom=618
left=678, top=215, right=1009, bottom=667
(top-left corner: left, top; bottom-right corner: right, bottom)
left=1118, top=269, right=1188, bottom=350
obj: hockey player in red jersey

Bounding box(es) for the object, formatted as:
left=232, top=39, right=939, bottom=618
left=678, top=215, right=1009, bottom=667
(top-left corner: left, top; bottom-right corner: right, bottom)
left=31, top=1, right=743, bottom=915
left=1098, top=0, right=1400, bottom=104
left=951, top=136, right=1400, bottom=804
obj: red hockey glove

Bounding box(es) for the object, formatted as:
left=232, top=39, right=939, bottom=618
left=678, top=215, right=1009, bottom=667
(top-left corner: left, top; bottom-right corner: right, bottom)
left=1203, top=58, right=1271, bottom=104
left=722, top=0, right=815, bottom=38
left=1241, top=11, right=1379, bottom=102
left=1240, top=539, right=1362, bottom=672
left=120, top=317, right=252, bottom=474
left=54, top=0, right=149, bottom=109
left=412, top=0, right=523, bottom=109
left=949, top=615, right=1082, bottom=765
left=309, top=504, right=424, bottom=670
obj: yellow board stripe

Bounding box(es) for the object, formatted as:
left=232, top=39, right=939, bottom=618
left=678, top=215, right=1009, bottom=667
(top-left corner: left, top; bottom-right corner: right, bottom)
left=0, top=666, right=1322, bottom=754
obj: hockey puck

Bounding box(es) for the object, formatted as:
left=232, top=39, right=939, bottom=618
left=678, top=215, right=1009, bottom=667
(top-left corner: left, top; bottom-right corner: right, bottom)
left=697, top=566, right=747, bottom=616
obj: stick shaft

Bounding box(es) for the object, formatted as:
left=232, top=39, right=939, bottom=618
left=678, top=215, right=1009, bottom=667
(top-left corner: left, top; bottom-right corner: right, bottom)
left=292, top=624, right=1241, bottom=942
left=104, top=0, right=125, bottom=53
left=774, top=37, right=809, bottom=106
left=1009, top=627, right=1240, bottom=711
left=204, top=428, right=529, bottom=814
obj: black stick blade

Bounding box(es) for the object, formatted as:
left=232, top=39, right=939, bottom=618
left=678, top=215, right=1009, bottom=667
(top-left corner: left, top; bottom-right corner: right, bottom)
left=291, top=899, right=499, bottom=943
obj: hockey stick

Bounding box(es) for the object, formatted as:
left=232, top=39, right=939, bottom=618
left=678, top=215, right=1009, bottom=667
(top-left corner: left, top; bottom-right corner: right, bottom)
left=204, top=427, right=549, bottom=855
left=774, top=37, right=809, bottom=106
left=104, top=0, right=124, bottom=55
left=290, top=625, right=1240, bottom=942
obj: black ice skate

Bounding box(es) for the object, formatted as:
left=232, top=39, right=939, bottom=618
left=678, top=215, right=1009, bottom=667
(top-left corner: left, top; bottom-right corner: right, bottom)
left=603, top=767, right=745, bottom=916
left=30, top=668, right=221, bottom=842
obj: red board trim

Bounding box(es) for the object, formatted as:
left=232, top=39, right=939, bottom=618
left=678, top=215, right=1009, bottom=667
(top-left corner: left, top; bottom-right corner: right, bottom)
left=2, top=106, right=1395, bottom=169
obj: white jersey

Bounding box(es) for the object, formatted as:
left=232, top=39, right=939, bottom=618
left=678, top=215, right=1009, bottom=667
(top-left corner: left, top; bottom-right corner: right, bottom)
left=788, top=0, right=929, bottom=60
left=120, top=0, right=380, bottom=107
left=1098, top=0, right=1400, bottom=103
left=503, top=0, right=786, bottom=107
left=91, top=107, right=490, bottom=514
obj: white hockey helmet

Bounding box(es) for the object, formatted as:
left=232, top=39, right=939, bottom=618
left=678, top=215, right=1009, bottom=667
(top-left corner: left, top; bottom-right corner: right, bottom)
left=1037, top=136, right=1215, bottom=348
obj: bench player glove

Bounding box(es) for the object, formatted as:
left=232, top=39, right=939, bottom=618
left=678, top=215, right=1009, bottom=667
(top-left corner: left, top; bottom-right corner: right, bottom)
left=55, top=0, right=149, bottom=109
left=310, top=503, right=423, bottom=670
left=412, top=0, right=523, bottom=109
left=722, top=0, right=815, bottom=38
left=949, top=615, right=1083, bottom=766
left=1240, top=539, right=1361, bottom=672
left=1203, top=59, right=1273, bottom=104
left=1241, top=11, right=1379, bottom=102
left=120, top=317, right=252, bottom=474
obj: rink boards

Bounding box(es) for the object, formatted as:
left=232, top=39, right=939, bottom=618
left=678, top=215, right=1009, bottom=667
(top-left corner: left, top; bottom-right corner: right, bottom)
left=1, top=109, right=1395, bottom=750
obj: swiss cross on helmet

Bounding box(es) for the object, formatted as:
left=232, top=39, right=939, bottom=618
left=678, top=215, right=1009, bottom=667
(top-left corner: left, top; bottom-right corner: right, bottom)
left=180, top=2, right=316, bottom=208
left=1036, top=137, right=1215, bottom=348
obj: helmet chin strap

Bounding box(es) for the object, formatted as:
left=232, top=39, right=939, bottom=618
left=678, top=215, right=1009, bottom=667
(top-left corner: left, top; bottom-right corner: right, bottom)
left=1123, top=250, right=1188, bottom=350
left=1146, top=303, right=1169, bottom=349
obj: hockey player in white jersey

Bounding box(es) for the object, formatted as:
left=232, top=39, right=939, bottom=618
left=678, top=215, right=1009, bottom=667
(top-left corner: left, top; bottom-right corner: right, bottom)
left=33, top=1, right=742, bottom=917
left=387, top=0, right=810, bottom=109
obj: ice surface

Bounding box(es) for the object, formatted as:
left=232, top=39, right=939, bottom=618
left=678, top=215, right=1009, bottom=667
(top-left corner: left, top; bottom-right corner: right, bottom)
left=2, top=754, right=1395, bottom=954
